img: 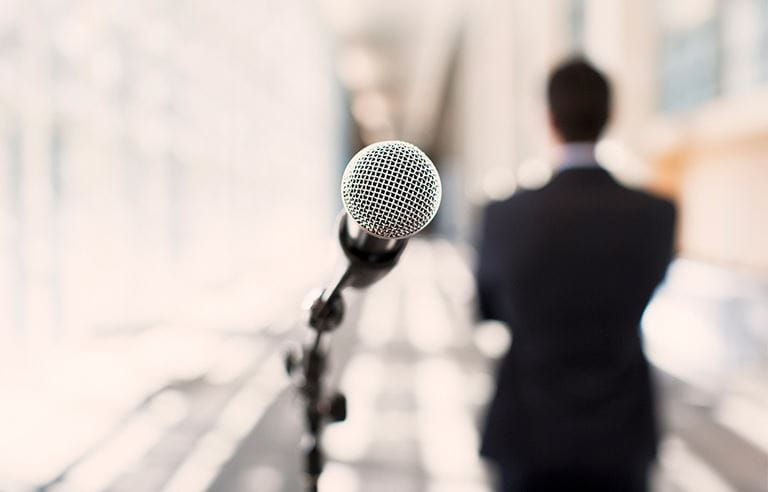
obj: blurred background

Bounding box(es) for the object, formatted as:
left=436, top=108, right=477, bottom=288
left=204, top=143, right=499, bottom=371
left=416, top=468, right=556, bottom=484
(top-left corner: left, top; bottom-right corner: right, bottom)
left=0, top=0, right=767, bottom=491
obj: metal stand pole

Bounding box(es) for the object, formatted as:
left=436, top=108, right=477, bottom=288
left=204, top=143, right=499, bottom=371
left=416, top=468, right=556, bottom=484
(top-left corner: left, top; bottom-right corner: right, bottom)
left=286, top=268, right=350, bottom=492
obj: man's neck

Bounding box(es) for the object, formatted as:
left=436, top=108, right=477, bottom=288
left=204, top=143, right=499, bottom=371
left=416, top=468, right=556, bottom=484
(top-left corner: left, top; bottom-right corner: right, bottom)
left=558, top=141, right=598, bottom=171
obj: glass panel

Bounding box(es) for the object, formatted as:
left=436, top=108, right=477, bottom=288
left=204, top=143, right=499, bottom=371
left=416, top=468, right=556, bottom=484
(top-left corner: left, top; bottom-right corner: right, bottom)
left=659, top=16, right=721, bottom=112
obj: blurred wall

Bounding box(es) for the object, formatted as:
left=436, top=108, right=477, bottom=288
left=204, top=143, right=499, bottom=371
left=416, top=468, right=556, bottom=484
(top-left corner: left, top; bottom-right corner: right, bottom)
left=0, top=0, right=342, bottom=348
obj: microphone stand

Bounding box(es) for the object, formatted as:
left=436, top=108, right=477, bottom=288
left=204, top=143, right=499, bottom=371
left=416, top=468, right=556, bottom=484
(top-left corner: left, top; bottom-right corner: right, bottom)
left=285, top=214, right=407, bottom=491
left=286, top=266, right=350, bottom=492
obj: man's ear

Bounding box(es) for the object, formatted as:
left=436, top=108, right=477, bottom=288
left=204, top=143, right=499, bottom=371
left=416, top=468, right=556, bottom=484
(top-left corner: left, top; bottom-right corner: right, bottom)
left=547, top=112, right=563, bottom=144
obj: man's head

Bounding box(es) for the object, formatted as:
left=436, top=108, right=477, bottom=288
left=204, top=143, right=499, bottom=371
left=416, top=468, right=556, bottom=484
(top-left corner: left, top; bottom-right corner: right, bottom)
left=547, top=58, right=611, bottom=143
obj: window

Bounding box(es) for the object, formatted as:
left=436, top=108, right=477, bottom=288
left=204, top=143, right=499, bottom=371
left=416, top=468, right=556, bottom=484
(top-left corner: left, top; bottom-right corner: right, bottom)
left=659, top=15, right=721, bottom=112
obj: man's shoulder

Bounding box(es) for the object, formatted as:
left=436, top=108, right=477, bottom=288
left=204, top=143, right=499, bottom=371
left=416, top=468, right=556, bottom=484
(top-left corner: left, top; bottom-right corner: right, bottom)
left=483, top=189, right=537, bottom=221
left=624, top=186, right=677, bottom=218
left=487, top=188, right=540, bottom=210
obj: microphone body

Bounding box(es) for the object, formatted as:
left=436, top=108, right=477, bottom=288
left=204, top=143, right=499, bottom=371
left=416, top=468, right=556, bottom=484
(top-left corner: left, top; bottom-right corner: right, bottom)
left=309, top=140, right=441, bottom=329
left=337, top=139, right=441, bottom=284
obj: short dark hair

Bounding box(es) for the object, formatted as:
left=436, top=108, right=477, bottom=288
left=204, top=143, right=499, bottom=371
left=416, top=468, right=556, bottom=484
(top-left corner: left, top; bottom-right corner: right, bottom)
left=546, top=58, right=610, bottom=142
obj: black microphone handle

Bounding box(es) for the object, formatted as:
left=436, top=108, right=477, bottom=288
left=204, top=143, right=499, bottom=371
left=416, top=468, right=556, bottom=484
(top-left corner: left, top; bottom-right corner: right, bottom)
left=337, top=212, right=407, bottom=289
left=308, top=213, right=407, bottom=331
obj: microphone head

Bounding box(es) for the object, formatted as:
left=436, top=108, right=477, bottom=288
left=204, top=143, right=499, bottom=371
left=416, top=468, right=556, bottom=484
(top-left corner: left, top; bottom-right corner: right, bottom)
left=341, top=141, right=442, bottom=240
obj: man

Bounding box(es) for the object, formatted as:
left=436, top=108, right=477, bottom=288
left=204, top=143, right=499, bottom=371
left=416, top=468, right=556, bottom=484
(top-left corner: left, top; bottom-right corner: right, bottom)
left=476, top=59, right=676, bottom=491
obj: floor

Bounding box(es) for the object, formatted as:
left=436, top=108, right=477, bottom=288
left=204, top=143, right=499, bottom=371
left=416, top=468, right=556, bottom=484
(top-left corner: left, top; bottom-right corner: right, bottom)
left=22, top=240, right=768, bottom=492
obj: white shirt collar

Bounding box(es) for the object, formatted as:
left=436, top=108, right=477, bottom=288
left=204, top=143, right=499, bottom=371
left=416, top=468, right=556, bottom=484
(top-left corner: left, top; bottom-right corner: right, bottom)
left=559, top=142, right=599, bottom=171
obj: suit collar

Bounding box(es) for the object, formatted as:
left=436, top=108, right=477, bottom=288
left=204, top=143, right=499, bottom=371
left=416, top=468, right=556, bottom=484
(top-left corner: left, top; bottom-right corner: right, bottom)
left=548, top=165, right=616, bottom=187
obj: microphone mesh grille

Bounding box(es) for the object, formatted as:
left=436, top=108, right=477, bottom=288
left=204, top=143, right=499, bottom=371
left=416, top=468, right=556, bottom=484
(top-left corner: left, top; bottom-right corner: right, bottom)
left=341, top=141, right=442, bottom=239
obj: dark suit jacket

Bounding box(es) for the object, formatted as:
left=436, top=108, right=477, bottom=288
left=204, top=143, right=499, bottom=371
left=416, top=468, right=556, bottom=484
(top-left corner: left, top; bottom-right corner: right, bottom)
left=476, top=166, right=676, bottom=469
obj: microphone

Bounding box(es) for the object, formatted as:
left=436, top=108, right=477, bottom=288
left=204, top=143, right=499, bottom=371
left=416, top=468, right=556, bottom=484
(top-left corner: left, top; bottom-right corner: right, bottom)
left=287, top=141, right=440, bottom=488
left=338, top=140, right=442, bottom=285
left=311, top=140, right=442, bottom=327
